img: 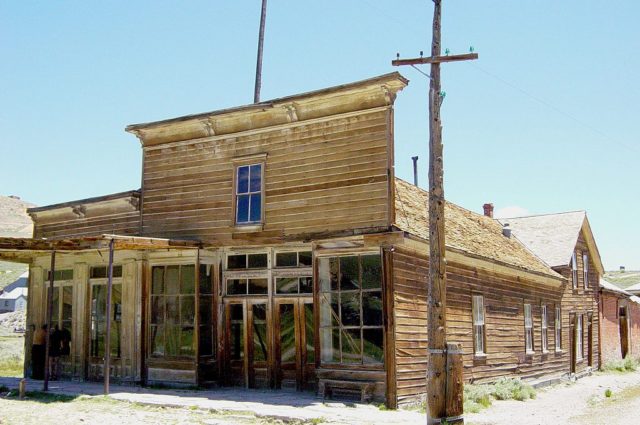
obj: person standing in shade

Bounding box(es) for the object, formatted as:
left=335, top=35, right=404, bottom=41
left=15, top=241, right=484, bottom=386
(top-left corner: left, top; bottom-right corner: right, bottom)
left=31, top=324, right=46, bottom=380
left=59, top=325, right=72, bottom=376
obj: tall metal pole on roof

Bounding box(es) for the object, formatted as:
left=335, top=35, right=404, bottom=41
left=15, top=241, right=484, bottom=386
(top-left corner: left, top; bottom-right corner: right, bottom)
left=103, top=238, right=115, bottom=395
left=253, top=0, right=268, bottom=103
left=43, top=250, right=56, bottom=392
left=392, top=1, right=477, bottom=423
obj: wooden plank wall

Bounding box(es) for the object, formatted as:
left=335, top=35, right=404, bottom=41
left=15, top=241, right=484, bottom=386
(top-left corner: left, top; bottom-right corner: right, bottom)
left=141, top=108, right=392, bottom=243
left=33, top=208, right=140, bottom=239
left=392, top=245, right=566, bottom=406
left=554, top=232, right=600, bottom=374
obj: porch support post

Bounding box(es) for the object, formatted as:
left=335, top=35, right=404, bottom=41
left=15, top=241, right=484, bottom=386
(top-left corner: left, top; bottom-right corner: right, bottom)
left=43, top=250, right=56, bottom=391
left=104, top=238, right=115, bottom=394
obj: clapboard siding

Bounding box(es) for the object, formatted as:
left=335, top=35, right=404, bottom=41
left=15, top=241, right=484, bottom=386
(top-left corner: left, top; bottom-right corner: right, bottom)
left=141, top=108, right=393, bottom=243
left=392, top=245, right=565, bottom=406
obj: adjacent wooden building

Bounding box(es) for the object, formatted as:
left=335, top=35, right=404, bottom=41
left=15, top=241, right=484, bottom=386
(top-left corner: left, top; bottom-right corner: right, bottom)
left=0, top=72, right=612, bottom=408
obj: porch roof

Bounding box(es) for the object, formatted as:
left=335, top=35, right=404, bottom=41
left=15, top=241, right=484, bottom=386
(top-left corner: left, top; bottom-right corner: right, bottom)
left=0, top=234, right=202, bottom=263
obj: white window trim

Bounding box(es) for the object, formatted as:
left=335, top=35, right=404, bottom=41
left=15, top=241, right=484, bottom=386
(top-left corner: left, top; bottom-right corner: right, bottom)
left=555, top=306, right=562, bottom=352
left=576, top=315, right=584, bottom=361
left=524, top=303, right=534, bottom=354
left=234, top=162, right=265, bottom=226
left=583, top=252, right=589, bottom=290
left=472, top=295, right=486, bottom=355
left=541, top=304, right=548, bottom=353
left=571, top=252, right=578, bottom=289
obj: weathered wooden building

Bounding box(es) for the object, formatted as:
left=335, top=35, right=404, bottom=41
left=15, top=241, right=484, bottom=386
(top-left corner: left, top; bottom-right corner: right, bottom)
left=599, top=279, right=640, bottom=363
left=498, top=212, right=604, bottom=375
left=0, top=73, right=603, bottom=407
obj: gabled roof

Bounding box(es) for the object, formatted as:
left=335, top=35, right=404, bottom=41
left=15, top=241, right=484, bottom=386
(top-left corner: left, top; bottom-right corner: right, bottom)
left=0, top=286, right=27, bottom=300
left=497, top=211, right=604, bottom=275
left=600, top=278, right=632, bottom=296
left=393, top=178, right=560, bottom=279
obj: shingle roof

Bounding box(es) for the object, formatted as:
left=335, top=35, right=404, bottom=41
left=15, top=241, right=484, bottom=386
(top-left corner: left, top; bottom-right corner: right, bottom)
left=497, top=211, right=586, bottom=268
left=626, top=282, right=640, bottom=292
left=393, top=178, right=560, bottom=278
left=600, top=278, right=632, bottom=296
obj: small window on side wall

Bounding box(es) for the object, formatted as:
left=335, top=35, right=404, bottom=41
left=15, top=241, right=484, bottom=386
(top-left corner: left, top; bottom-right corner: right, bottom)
left=235, top=163, right=263, bottom=225
left=571, top=252, right=578, bottom=289
left=583, top=252, right=589, bottom=289
left=472, top=295, right=485, bottom=355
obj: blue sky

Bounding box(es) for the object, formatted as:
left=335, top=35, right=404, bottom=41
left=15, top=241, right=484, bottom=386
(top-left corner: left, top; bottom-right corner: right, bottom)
left=1, top=1, right=638, bottom=270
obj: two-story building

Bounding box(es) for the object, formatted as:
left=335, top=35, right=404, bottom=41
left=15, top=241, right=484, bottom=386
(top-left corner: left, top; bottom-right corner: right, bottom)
left=0, top=73, right=595, bottom=407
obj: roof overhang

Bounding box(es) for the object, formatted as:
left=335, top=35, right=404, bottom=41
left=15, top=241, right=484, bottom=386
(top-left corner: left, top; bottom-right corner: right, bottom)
left=0, top=234, right=202, bottom=263
left=581, top=216, right=605, bottom=276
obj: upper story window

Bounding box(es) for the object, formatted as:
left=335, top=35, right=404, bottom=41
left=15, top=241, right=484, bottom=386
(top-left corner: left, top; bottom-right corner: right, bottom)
left=582, top=252, right=589, bottom=289
left=524, top=303, right=534, bottom=354
left=235, top=163, right=263, bottom=225
left=571, top=252, right=578, bottom=289
left=472, top=295, right=486, bottom=355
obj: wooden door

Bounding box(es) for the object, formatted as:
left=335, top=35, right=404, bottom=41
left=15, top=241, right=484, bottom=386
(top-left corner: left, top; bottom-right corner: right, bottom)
left=569, top=313, right=576, bottom=373
left=247, top=300, right=270, bottom=388
left=224, top=301, right=246, bottom=386
left=620, top=306, right=629, bottom=359
left=274, top=297, right=315, bottom=391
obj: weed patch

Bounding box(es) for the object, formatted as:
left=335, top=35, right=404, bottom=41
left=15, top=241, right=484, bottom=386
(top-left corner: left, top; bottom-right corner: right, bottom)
left=464, top=378, right=536, bottom=413
left=603, top=356, right=640, bottom=373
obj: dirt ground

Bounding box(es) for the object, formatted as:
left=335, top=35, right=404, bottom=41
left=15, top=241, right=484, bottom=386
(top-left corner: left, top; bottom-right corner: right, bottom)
left=466, top=370, right=640, bottom=425
left=0, top=393, right=291, bottom=425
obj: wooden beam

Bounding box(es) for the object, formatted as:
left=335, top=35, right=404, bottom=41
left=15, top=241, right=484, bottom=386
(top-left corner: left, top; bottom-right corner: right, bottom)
left=392, top=52, right=478, bottom=67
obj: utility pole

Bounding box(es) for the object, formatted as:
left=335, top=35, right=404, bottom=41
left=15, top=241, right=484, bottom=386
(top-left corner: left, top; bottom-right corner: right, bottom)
left=392, top=1, right=477, bottom=423
left=254, top=0, right=268, bottom=103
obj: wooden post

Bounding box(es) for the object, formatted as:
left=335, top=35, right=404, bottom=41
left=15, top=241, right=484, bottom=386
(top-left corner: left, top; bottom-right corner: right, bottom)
left=43, top=250, right=55, bottom=391
left=104, top=238, right=115, bottom=394
left=253, top=0, right=268, bottom=103
left=391, top=1, right=477, bottom=422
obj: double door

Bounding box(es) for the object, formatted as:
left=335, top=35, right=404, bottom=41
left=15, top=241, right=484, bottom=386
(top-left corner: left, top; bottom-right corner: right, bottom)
left=223, top=297, right=315, bottom=390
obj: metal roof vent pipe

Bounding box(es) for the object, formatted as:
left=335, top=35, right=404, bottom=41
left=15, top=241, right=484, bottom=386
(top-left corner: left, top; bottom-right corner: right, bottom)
left=502, top=223, right=512, bottom=238
left=483, top=203, right=494, bottom=218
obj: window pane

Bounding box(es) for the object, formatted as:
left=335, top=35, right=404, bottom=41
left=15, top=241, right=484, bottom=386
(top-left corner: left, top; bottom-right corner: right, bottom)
left=248, top=253, right=267, bottom=268
left=340, top=292, right=360, bottom=326
left=91, top=267, right=107, bottom=279
left=113, top=265, right=123, bottom=278
left=237, top=165, right=249, bottom=194
left=320, top=293, right=339, bottom=327
left=249, top=194, right=261, bottom=222
left=304, top=303, right=315, bottom=364
left=362, top=291, right=383, bottom=326
left=250, top=164, right=262, bottom=192
left=230, top=304, right=244, bottom=360
left=276, top=252, right=297, bottom=268
left=166, top=266, right=180, bottom=295
left=248, top=278, right=268, bottom=295
left=51, top=287, right=60, bottom=327
left=180, top=265, right=195, bottom=294
left=363, top=328, right=384, bottom=363
left=276, top=277, right=298, bottom=294
left=152, top=267, right=164, bottom=294
left=166, top=296, right=178, bottom=325
left=227, top=279, right=247, bottom=295
left=237, top=194, right=250, bottom=223
left=180, top=326, right=195, bottom=357
left=62, top=286, right=73, bottom=323
left=299, top=251, right=312, bottom=267
left=61, top=270, right=74, bottom=280
left=361, top=255, right=382, bottom=289
left=342, top=328, right=362, bottom=364
left=320, top=327, right=340, bottom=363
left=165, top=326, right=180, bottom=356
left=252, top=304, right=268, bottom=362
left=151, top=325, right=164, bottom=356
left=181, top=296, right=195, bottom=325
left=300, top=276, right=313, bottom=294
left=340, top=256, right=359, bottom=290
left=280, top=304, right=296, bottom=363
left=151, top=295, right=164, bottom=325
left=228, top=255, right=246, bottom=270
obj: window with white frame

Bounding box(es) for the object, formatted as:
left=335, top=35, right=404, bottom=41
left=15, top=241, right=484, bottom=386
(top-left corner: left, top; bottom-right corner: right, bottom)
left=555, top=306, right=562, bottom=351
left=541, top=304, right=548, bottom=353
left=472, top=295, right=485, bottom=355
left=583, top=252, right=589, bottom=289
left=576, top=314, right=584, bottom=361
left=235, top=163, right=263, bottom=225
left=524, top=303, right=534, bottom=353
left=571, top=252, right=578, bottom=289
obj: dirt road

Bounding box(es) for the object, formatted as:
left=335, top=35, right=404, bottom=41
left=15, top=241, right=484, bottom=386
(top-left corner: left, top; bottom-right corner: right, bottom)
left=467, top=371, right=640, bottom=425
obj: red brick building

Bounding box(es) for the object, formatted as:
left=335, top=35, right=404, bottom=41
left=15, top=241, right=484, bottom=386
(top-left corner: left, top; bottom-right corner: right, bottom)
left=599, top=279, right=640, bottom=364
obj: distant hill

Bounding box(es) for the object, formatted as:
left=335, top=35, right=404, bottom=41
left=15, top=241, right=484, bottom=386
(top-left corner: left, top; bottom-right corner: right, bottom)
left=604, top=270, right=640, bottom=290
left=0, top=195, right=35, bottom=291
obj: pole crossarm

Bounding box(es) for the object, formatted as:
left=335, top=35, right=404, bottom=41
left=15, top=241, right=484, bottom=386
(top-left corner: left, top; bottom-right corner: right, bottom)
left=392, top=52, right=478, bottom=67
